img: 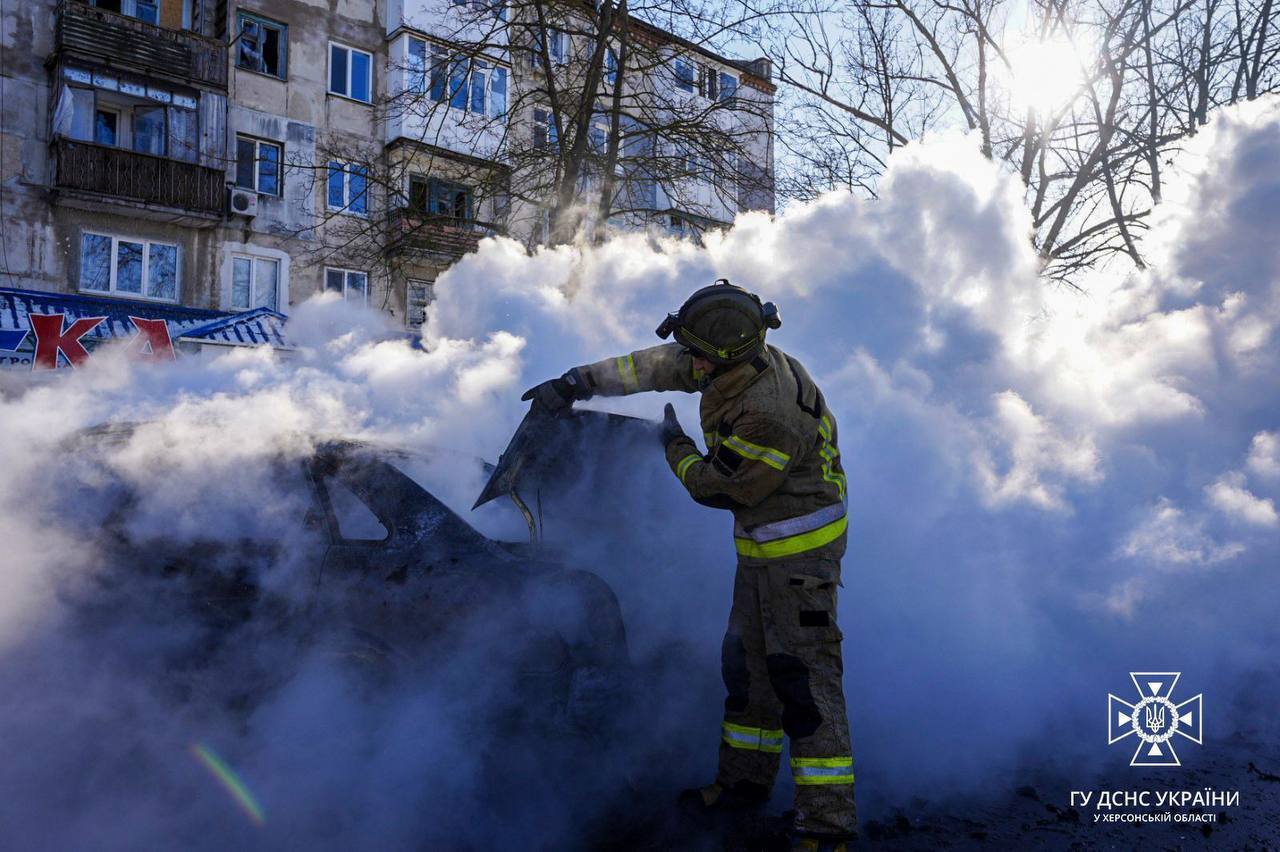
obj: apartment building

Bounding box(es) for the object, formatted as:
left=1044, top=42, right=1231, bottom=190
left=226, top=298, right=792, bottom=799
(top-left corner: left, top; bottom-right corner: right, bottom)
left=0, top=0, right=775, bottom=366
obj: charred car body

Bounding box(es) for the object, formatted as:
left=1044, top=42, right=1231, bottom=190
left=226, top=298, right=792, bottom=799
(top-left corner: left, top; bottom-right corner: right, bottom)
left=60, top=422, right=630, bottom=734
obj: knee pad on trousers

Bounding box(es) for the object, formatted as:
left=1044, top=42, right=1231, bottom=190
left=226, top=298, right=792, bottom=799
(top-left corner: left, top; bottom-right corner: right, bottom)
left=721, top=633, right=750, bottom=713
left=766, top=653, right=822, bottom=739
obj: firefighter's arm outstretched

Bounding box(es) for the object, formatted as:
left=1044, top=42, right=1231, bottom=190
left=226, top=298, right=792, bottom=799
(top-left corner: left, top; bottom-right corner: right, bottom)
left=521, top=343, right=700, bottom=412
left=660, top=403, right=803, bottom=509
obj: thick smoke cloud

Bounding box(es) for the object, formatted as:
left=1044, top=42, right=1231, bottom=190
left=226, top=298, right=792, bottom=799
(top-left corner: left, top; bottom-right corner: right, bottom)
left=1, top=96, right=1278, bottom=846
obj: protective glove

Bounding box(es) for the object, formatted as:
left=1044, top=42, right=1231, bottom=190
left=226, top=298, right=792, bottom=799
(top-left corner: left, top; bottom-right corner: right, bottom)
left=521, top=368, right=589, bottom=414
left=660, top=402, right=688, bottom=447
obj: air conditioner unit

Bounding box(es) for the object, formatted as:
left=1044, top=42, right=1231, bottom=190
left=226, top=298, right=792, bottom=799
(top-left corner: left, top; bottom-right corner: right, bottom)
left=227, top=187, right=259, bottom=217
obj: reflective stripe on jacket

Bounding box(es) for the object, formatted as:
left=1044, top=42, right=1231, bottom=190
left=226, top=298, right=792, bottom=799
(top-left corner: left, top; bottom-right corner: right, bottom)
left=577, top=342, right=847, bottom=563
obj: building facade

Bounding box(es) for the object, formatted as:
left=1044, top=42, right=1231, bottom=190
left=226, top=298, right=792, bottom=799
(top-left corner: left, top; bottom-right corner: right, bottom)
left=0, top=0, right=775, bottom=341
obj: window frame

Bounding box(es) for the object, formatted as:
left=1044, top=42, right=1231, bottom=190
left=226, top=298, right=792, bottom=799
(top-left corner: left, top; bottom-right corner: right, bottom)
left=604, top=46, right=619, bottom=87
left=93, top=105, right=121, bottom=147
left=673, top=56, right=695, bottom=93
left=406, top=277, right=435, bottom=329
left=229, top=253, right=281, bottom=311
left=326, top=161, right=370, bottom=216
left=78, top=230, right=181, bottom=303
left=324, top=267, right=369, bottom=305
left=532, top=107, right=559, bottom=149
left=409, top=36, right=509, bottom=119
left=235, top=10, right=289, bottom=80
left=328, top=41, right=373, bottom=104
left=546, top=27, right=569, bottom=65
left=235, top=134, right=283, bottom=197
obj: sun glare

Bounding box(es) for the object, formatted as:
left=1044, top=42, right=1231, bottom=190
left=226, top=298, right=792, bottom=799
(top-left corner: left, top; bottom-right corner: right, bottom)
left=1004, top=37, right=1086, bottom=114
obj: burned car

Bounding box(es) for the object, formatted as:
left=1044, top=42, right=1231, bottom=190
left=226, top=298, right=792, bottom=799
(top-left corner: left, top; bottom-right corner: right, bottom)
left=57, top=419, right=631, bottom=735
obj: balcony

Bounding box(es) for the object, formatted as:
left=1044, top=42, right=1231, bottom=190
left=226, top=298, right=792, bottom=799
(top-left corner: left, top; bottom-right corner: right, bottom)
left=53, top=138, right=226, bottom=218
left=55, top=1, right=228, bottom=90
left=387, top=210, right=504, bottom=259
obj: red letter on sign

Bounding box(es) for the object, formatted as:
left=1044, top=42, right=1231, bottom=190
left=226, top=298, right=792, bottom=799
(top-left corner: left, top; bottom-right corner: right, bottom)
left=30, top=313, right=106, bottom=370
left=127, top=317, right=176, bottom=362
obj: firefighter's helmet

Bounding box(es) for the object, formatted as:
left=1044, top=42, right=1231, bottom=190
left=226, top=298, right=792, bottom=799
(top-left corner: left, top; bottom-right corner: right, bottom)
left=655, top=279, right=781, bottom=366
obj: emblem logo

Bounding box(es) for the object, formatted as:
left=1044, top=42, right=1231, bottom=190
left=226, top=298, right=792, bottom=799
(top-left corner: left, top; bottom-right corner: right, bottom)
left=1108, top=672, right=1202, bottom=766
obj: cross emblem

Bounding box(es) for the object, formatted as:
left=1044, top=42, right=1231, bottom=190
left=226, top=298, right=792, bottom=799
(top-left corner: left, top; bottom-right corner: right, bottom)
left=1108, top=672, right=1203, bottom=766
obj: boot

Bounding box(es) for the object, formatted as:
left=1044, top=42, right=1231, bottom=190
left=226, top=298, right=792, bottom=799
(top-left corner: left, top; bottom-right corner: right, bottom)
left=677, top=780, right=771, bottom=818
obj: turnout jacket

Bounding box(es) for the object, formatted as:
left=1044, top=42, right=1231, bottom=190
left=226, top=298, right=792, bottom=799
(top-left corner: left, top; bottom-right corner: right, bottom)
left=576, top=343, right=847, bottom=563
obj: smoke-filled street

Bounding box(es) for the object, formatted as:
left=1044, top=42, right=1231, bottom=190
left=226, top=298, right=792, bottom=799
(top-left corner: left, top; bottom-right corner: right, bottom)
left=3, top=56, right=1280, bottom=852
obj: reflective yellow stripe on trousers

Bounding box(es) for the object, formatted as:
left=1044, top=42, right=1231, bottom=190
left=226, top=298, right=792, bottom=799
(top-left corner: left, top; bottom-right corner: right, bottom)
left=791, top=756, right=855, bottom=785
left=722, top=721, right=784, bottom=753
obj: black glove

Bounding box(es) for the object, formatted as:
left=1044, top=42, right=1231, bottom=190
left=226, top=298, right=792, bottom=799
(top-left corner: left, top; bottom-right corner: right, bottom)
left=660, top=402, right=687, bottom=447
left=521, top=368, right=589, bottom=414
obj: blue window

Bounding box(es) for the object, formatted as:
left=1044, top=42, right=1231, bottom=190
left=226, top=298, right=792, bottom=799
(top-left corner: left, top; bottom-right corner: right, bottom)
left=605, top=47, right=618, bottom=86
left=413, top=39, right=507, bottom=117
left=547, top=28, right=567, bottom=63
left=327, top=162, right=369, bottom=215
left=408, top=38, right=427, bottom=94
left=471, top=61, right=488, bottom=113
left=719, top=72, right=737, bottom=102
left=327, top=161, right=345, bottom=209
left=425, top=178, right=473, bottom=220
left=329, top=43, right=372, bottom=103
left=256, top=141, right=280, bottom=196
left=79, top=232, right=179, bottom=301
left=349, top=165, right=367, bottom=214
left=674, top=58, right=694, bottom=93
left=449, top=58, right=469, bottom=110
left=490, top=67, right=507, bottom=117
left=235, top=136, right=282, bottom=196
left=533, top=108, right=559, bottom=149
left=94, top=108, right=118, bottom=146
left=429, top=44, right=447, bottom=102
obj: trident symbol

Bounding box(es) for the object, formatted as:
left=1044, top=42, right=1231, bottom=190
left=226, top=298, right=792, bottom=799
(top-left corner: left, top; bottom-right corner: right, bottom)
left=1144, top=703, right=1166, bottom=733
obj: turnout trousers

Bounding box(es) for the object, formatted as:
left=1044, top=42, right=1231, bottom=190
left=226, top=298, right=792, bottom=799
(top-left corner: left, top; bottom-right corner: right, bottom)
left=716, top=557, right=856, bottom=838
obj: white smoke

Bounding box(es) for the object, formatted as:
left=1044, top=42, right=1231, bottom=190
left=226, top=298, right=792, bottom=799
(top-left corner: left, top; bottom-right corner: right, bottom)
left=2, top=96, right=1279, bottom=844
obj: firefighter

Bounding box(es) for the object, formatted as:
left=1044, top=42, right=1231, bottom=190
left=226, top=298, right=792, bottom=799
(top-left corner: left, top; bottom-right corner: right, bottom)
left=522, top=280, right=856, bottom=850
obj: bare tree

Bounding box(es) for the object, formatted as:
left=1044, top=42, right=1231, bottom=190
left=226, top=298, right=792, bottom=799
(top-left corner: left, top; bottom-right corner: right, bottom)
left=766, top=0, right=1280, bottom=278
left=274, top=0, right=785, bottom=320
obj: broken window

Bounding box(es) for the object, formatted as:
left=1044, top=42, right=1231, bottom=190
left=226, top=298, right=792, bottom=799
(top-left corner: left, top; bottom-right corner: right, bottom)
left=408, top=174, right=430, bottom=213
left=54, top=74, right=197, bottom=160
left=89, top=0, right=156, bottom=23
left=428, top=179, right=472, bottom=221
left=235, top=135, right=281, bottom=195
left=79, top=232, right=180, bottom=301
left=236, top=12, right=287, bottom=79
left=324, top=476, right=388, bottom=542
left=407, top=177, right=474, bottom=221
left=406, top=278, right=434, bottom=329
